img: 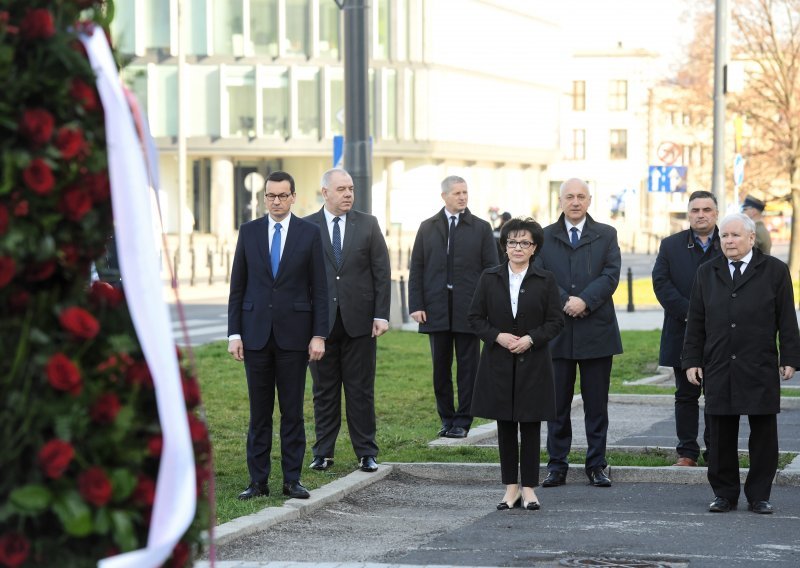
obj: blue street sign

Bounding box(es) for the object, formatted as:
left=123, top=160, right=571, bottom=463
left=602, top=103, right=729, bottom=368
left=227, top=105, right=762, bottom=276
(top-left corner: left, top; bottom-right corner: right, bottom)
left=648, top=165, right=688, bottom=193
left=733, top=153, right=745, bottom=186
left=333, top=135, right=344, bottom=168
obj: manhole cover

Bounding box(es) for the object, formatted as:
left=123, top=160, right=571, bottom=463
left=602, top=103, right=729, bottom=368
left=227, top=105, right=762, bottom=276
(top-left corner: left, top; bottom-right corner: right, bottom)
left=560, top=559, right=676, bottom=568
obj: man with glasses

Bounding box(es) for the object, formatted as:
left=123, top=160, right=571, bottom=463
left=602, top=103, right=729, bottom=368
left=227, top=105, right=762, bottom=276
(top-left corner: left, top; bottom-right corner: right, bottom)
left=227, top=170, right=328, bottom=501
left=409, top=175, right=498, bottom=439
left=534, top=178, right=622, bottom=488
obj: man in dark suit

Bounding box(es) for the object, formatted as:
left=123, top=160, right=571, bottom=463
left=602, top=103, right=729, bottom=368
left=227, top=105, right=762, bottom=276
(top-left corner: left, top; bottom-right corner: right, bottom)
left=408, top=175, right=499, bottom=438
left=684, top=213, right=800, bottom=514
left=534, top=178, right=622, bottom=488
left=227, top=170, right=328, bottom=501
left=652, top=190, right=721, bottom=467
left=306, top=168, right=391, bottom=473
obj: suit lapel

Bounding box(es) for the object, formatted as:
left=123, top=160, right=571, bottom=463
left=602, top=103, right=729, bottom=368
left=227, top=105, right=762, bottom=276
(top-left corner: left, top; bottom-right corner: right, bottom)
left=340, top=211, right=358, bottom=268
left=258, top=216, right=272, bottom=277
left=313, top=209, right=337, bottom=267
left=734, top=253, right=761, bottom=291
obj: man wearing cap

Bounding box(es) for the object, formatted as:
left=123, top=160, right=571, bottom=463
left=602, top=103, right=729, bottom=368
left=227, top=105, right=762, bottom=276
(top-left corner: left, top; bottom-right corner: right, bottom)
left=742, top=195, right=771, bottom=255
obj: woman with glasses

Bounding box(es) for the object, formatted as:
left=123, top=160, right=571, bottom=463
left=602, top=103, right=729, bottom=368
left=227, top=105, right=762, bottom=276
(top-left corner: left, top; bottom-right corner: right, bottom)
left=468, top=217, right=564, bottom=510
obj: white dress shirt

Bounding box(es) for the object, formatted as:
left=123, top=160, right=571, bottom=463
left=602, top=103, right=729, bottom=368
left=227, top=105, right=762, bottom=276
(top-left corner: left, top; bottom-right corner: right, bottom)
left=508, top=264, right=525, bottom=318
left=564, top=217, right=587, bottom=241
left=728, top=250, right=753, bottom=278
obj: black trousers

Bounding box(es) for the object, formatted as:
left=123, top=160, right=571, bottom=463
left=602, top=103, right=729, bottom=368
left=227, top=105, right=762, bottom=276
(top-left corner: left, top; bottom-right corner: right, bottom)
left=429, top=331, right=479, bottom=429
left=673, top=366, right=710, bottom=461
left=243, top=335, right=308, bottom=484
left=497, top=420, right=541, bottom=487
left=707, top=413, right=778, bottom=503
left=309, top=310, right=378, bottom=459
left=547, top=356, right=612, bottom=472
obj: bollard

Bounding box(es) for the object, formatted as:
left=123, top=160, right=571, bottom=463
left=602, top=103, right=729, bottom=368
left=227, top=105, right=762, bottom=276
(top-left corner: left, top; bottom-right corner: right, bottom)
left=399, top=275, right=409, bottom=323
left=207, top=247, right=214, bottom=285
left=626, top=267, right=634, bottom=312
left=225, top=251, right=231, bottom=284
left=190, top=248, right=196, bottom=287
left=406, top=247, right=411, bottom=270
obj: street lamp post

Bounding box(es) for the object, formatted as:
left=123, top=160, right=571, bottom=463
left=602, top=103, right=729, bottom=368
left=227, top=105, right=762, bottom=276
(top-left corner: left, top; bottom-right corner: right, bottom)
left=711, top=0, right=729, bottom=211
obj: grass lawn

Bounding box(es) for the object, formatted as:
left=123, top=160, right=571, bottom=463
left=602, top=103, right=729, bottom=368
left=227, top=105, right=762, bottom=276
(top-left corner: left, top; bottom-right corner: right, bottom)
left=196, top=329, right=797, bottom=524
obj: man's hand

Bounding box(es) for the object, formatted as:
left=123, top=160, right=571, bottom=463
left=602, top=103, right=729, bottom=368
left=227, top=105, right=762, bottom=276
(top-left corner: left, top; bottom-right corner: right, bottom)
left=228, top=339, right=244, bottom=362
left=372, top=319, right=389, bottom=338
left=496, top=332, right=520, bottom=350
left=780, top=366, right=796, bottom=381
left=686, top=367, right=703, bottom=386
left=308, top=337, right=325, bottom=361
left=410, top=310, right=427, bottom=324
left=564, top=296, right=587, bottom=318
left=507, top=335, right=533, bottom=354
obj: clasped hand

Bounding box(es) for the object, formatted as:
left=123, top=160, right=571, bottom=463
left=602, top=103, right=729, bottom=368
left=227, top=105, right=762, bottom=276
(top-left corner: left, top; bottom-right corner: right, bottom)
left=496, top=332, right=531, bottom=354
left=564, top=296, right=588, bottom=318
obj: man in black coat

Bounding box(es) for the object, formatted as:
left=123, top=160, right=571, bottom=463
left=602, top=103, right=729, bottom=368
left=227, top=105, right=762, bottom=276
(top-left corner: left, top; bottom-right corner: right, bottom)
left=306, top=168, right=391, bottom=473
left=408, top=175, right=499, bottom=438
left=683, top=213, right=800, bottom=514
left=228, top=170, right=328, bottom=501
left=652, top=190, right=722, bottom=467
left=534, top=178, right=622, bottom=487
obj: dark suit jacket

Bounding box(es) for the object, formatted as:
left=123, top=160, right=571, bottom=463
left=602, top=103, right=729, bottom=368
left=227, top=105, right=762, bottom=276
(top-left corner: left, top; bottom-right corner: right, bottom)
left=652, top=227, right=721, bottom=367
left=682, top=249, right=800, bottom=415
left=305, top=208, right=391, bottom=337
left=408, top=207, right=499, bottom=333
left=227, top=213, right=328, bottom=351
left=534, top=213, right=622, bottom=359
left=468, top=262, right=564, bottom=422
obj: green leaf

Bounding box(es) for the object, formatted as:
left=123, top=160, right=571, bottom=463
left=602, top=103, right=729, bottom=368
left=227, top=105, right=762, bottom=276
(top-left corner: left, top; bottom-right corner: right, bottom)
left=110, top=510, right=138, bottom=552
left=94, top=507, right=111, bottom=535
left=53, top=491, right=93, bottom=537
left=9, top=484, right=52, bottom=513
left=0, top=502, right=15, bottom=522
left=110, top=468, right=137, bottom=502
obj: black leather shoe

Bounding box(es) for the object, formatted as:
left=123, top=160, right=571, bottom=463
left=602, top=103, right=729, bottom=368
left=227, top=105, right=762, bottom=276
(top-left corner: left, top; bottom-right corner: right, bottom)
left=444, top=426, right=468, bottom=438
left=709, top=496, right=736, bottom=512
left=282, top=480, right=310, bottom=499
left=309, top=456, right=334, bottom=471
left=359, top=456, right=378, bottom=472
left=438, top=425, right=451, bottom=437
left=748, top=500, right=774, bottom=514
left=542, top=471, right=567, bottom=487
left=587, top=467, right=612, bottom=487
left=237, top=482, right=269, bottom=500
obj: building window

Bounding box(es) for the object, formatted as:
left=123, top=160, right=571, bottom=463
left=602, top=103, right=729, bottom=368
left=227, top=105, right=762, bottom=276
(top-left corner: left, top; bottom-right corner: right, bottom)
left=192, top=159, right=211, bottom=233
left=571, top=129, right=585, bottom=160
left=285, top=0, right=310, bottom=57
left=395, top=0, right=408, bottom=61
left=383, top=69, right=397, bottom=139
left=213, top=0, right=244, bottom=56
left=610, top=129, right=627, bottom=160
left=143, top=0, right=170, bottom=51
left=374, top=0, right=390, bottom=60
left=572, top=80, right=585, bottom=111
left=296, top=69, right=320, bottom=138
left=224, top=67, right=256, bottom=138
left=251, top=0, right=278, bottom=57
left=404, top=68, right=415, bottom=140
left=319, top=0, right=340, bottom=59
left=262, top=69, right=289, bottom=138
left=329, top=75, right=344, bottom=136
left=609, top=80, right=627, bottom=111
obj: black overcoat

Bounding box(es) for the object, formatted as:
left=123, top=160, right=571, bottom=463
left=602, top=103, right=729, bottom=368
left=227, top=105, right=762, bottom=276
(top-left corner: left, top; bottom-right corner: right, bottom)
left=468, top=263, right=565, bottom=422
left=652, top=227, right=721, bottom=367
left=408, top=207, right=498, bottom=333
left=681, top=250, right=800, bottom=415
left=533, top=213, right=622, bottom=359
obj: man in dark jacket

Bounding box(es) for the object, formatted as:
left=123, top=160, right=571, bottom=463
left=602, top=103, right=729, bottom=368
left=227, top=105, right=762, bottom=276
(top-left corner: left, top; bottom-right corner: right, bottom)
left=534, top=178, right=622, bottom=487
left=652, top=190, right=721, bottom=467
left=408, top=175, right=499, bottom=438
left=683, top=213, right=800, bottom=514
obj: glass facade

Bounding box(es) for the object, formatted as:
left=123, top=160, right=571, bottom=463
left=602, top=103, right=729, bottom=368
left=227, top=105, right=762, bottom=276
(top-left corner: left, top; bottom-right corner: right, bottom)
left=285, top=0, right=310, bottom=57
left=296, top=69, right=320, bottom=138
left=213, top=0, right=244, bottom=56
left=318, top=0, right=340, bottom=59
left=251, top=0, right=279, bottom=57
left=262, top=69, right=289, bottom=138
left=225, top=67, right=256, bottom=138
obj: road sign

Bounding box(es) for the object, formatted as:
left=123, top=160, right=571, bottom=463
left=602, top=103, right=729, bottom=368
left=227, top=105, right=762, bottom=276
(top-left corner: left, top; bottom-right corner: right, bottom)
left=333, top=135, right=344, bottom=168
left=656, top=142, right=682, bottom=166
left=733, top=153, right=745, bottom=186
left=648, top=165, right=688, bottom=193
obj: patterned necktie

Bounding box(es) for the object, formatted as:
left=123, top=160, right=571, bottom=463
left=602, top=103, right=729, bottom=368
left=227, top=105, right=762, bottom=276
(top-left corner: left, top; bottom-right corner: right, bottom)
left=332, top=216, right=342, bottom=266
left=271, top=222, right=282, bottom=277
left=732, top=260, right=743, bottom=285
left=570, top=227, right=579, bottom=249
left=447, top=215, right=456, bottom=287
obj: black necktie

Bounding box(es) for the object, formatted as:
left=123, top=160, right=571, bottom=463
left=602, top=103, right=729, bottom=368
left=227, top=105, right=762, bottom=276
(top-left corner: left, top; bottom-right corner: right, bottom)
left=732, top=260, right=743, bottom=285
left=570, top=227, right=579, bottom=249
left=332, top=216, right=342, bottom=267
left=447, top=215, right=456, bottom=287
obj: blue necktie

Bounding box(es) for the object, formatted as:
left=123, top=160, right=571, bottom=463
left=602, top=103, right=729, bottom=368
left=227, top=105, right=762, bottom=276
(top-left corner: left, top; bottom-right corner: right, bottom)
left=271, top=222, right=282, bottom=277
left=570, top=227, right=579, bottom=249
left=332, top=216, right=342, bottom=266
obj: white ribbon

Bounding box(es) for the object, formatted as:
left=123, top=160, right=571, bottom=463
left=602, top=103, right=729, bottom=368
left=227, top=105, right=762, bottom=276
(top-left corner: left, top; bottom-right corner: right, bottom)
left=80, top=31, right=197, bottom=568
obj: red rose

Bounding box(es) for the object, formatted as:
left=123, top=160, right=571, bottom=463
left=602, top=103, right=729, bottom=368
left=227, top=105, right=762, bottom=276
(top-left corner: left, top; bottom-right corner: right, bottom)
left=132, top=475, right=156, bottom=507
left=22, top=158, right=55, bottom=195
left=147, top=434, right=163, bottom=457
left=59, top=306, right=100, bottom=340
left=167, top=541, right=190, bottom=568
left=70, top=79, right=99, bottom=112
left=38, top=439, right=75, bottom=479
left=182, top=375, right=201, bottom=409
left=90, top=281, right=124, bottom=308
left=0, top=532, right=29, bottom=568
left=85, top=171, right=110, bottom=202
left=126, top=360, right=153, bottom=388
left=188, top=413, right=208, bottom=444
left=45, top=353, right=82, bottom=395
left=78, top=466, right=113, bottom=507
left=55, top=127, right=87, bottom=159
left=19, top=108, right=54, bottom=147
left=60, top=243, right=80, bottom=267
left=59, top=186, right=93, bottom=221
left=0, top=257, right=15, bottom=288
left=19, top=8, right=54, bottom=41
left=90, top=393, right=121, bottom=424
left=12, top=200, right=28, bottom=217
left=25, top=259, right=56, bottom=282
left=0, top=203, right=7, bottom=234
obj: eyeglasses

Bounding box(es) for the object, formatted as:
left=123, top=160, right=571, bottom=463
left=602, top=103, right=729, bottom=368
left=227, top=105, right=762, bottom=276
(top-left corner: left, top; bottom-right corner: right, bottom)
left=506, top=240, right=534, bottom=249
left=265, top=193, right=292, bottom=202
